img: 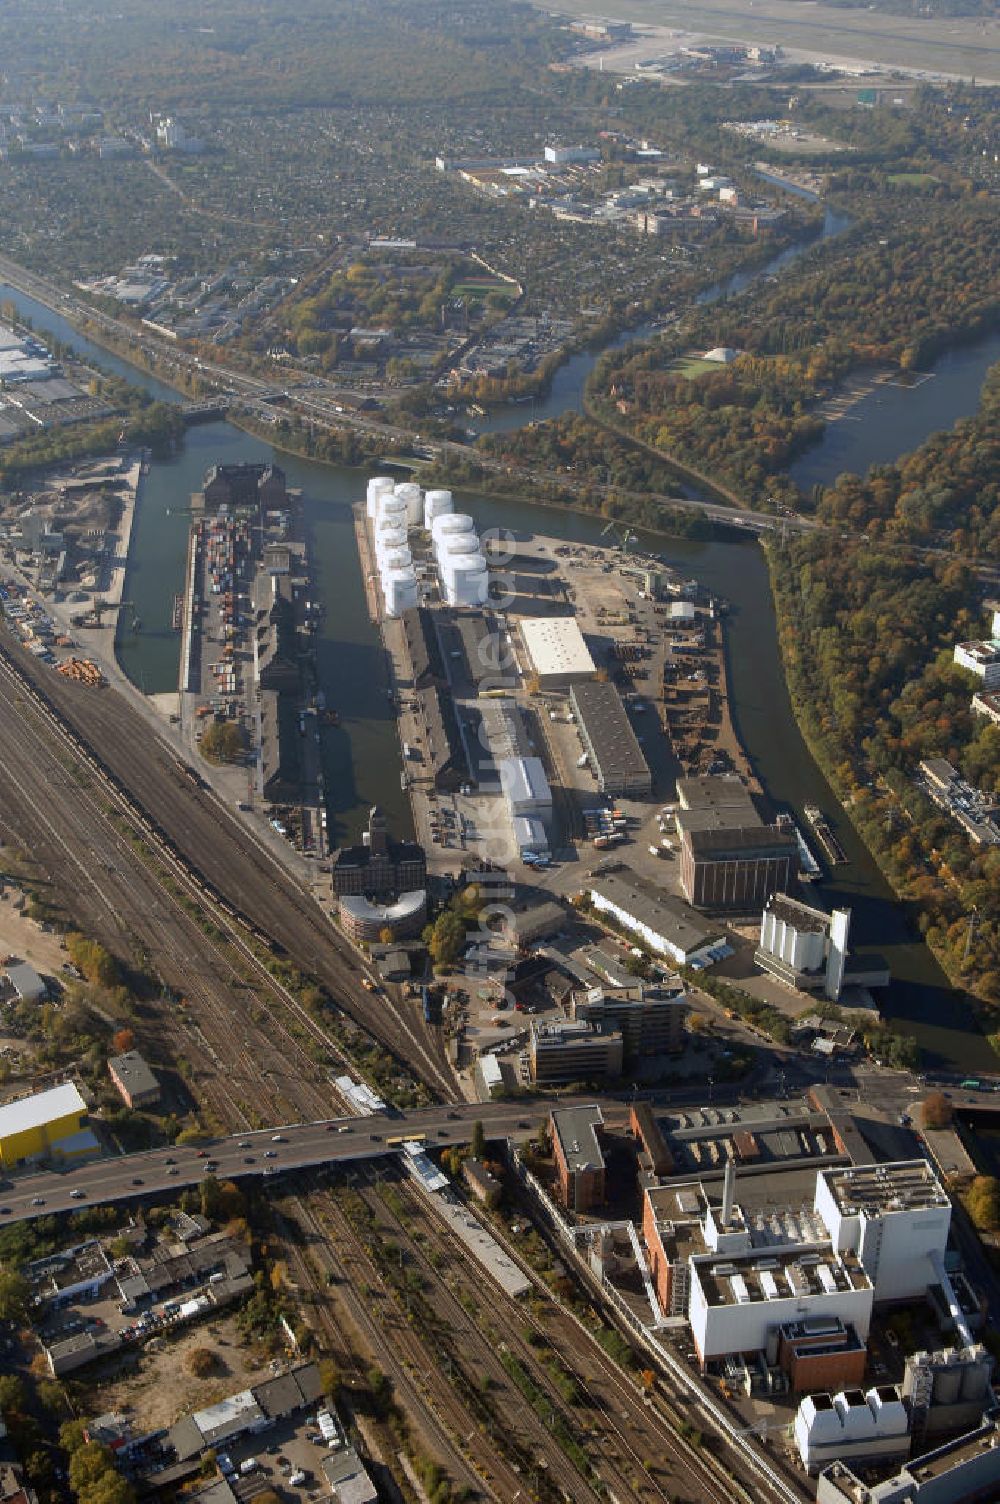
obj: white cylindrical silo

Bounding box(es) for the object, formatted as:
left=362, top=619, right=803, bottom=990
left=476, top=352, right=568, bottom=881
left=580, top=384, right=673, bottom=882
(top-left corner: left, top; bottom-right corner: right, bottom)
left=394, top=482, right=424, bottom=529
left=424, top=488, right=454, bottom=531
left=384, top=567, right=420, bottom=617
left=440, top=531, right=481, bottom=559
left=366, top=475, right=395, bottom=518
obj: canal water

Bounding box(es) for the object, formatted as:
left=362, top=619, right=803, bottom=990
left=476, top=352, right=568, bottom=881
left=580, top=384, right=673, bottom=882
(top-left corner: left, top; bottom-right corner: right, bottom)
left=0, top=274, right=994, bottom=1069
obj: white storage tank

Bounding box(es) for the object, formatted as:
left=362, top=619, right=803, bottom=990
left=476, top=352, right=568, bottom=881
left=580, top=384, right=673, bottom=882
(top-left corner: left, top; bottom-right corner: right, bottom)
left=376, top=527, right=408, bottom=562
left=424, top=489, right=454, bottom=531
left=366, top=475, right=395, bottom=518
left=380, top=545, right=412, bottom=572
left=443, top=558, right=489, bottom=607
left=377, top=494, right=408, bottom=526
left=394, top=482, right=424, bottom=529
left=432, top=511, right=475, bottom=543
left=384, top=567, right=420, bottom=618
left=440, top=531, right=481, bottom=559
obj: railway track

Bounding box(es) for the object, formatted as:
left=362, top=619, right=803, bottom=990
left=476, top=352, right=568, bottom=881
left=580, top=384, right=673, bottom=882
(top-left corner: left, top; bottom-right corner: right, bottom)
left=0, top=653, right=361, bottom=1127
left=282, top=1191, right=507, bottom=1503
left=0, top=635, right=455, bottom=1099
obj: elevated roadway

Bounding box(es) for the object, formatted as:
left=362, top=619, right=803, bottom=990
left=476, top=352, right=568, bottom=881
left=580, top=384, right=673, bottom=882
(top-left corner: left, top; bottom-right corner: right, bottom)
left=0, top=1101, right=544, bottom=1223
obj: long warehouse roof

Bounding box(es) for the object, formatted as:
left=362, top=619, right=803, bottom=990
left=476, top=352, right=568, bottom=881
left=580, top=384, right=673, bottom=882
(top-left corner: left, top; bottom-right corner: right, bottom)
left=0, top=1082, right=86, bottom=1137
left=570, top=679, right=650, bottom=785
left=520, top=615, right=595, bottom=679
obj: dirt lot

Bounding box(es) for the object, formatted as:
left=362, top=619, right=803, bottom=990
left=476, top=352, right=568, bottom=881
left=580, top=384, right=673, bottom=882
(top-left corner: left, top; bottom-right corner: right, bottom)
left=84, top=1315, right=274, bottom=1431
left=0, top=885, right=68, bottom=975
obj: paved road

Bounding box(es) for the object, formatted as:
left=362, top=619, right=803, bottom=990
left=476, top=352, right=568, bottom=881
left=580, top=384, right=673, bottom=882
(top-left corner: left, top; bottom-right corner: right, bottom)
left=0, top=1101, right=545, bottom=1224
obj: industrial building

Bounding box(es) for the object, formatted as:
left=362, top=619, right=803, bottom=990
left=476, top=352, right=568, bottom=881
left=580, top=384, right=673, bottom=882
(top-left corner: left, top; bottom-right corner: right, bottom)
left=795, top=1386, right=910, bottom=1474
left=672, top=773, right=800, bottom=908
left=201, top=462, right=287, bottom=512
left=918, top=758, right=1000, bottom=846
left=499, top=755, right=552, bottom=826
left=0, top=1081, right=92, bottom=1168
left=679, top=823, right=798, bottom=911
left=455, top=610, right=516, bottom=691
left=519, top=615, right=596, bottom=687
left=569, top=680, right=652, bottom=796
left=400, top=606, right=447, bottom=690
left=107, top=1051, right=160, bottom=1110
left=332, top=806, right=426, bottom=899
left=756, top=895, right=852, bottom=1001
left=417, top=685, right=469, bottom=791
left=550, top=1104, right=606, bottom=1212
left=570, top=982, right=688, bottom=1058
left=588, top=870, right=724, bottom=965
left=529, top=1019, right=624, bottom=1085
left=254, top=588, right=299, bottom=695
left=259, top=689, right=302, bottom=804
left=817, top=1418, right=1000, bottom=1504
left=167, top=1361, right=323, bottom=1460
left=2, top=959, right=46, bottom=1003
left=815, top=1162, right=952, bottom=1303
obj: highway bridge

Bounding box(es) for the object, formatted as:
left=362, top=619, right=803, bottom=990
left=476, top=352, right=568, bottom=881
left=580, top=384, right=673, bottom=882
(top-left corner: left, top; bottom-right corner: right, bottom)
left=0, top=1101, right=546, bottom=1224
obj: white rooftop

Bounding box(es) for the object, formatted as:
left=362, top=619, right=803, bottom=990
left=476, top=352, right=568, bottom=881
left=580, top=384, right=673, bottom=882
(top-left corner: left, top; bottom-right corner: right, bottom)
left=520, top=615, right=595, bottom=680
left=0, top=1081, right=85, bottom=1138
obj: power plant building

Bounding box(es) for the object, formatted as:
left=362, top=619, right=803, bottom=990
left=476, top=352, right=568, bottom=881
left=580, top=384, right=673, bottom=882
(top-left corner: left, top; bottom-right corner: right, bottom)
left=569, top=680, right=652, bottom=796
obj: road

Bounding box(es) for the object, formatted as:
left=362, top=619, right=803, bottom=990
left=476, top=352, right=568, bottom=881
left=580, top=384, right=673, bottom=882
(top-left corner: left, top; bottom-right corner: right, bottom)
left=0, top=1101, right=542, bottom=1223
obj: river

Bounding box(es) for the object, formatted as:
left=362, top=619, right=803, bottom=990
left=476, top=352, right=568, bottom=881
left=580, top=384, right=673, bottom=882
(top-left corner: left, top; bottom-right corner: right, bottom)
left=0, top=263, right=993, bottom=1070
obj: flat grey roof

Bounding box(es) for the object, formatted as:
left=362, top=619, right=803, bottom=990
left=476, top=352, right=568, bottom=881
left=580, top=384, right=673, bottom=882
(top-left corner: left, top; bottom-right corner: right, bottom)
left=551, top=1103, right=605, bottom=1174
left=589, top=870, right=719, bottom=952
left=676, top=775, right=757, bottom=813
left=108, top=1050, right=158, bottom=1097
left=570, top=680, right=651, bottom=785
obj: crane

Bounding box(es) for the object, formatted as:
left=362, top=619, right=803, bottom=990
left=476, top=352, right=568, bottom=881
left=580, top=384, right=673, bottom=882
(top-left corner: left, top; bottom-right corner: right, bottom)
left=600, top=521, right=636, bottom=552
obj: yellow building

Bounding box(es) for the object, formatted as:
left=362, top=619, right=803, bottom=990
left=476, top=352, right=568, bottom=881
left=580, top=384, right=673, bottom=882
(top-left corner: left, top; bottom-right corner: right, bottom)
left=0, top=1082, right=88, bottom=1168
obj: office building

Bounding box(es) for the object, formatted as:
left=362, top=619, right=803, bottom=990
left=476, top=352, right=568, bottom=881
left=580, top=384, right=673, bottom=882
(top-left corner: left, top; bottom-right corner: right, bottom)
left=570, top=983, right=688, bottom=1058
left=544, top=145, right=601, bottom=165
left=201, top=462, right=287, bottom=512
left=588, top=870, right=723, bottom=965
left=550, top=1104, right=606, bottom=1211
left=333, top=806, right=426, bottom=899
left=338, top=890, right=427, bottom=944
left=0, top=1082, right=91, bottom=1168
left=529, top=1019, right=623, bottom=1084
left=569, top=680, right=652, bottom=796
left=519, top=615, right=596, bottom=687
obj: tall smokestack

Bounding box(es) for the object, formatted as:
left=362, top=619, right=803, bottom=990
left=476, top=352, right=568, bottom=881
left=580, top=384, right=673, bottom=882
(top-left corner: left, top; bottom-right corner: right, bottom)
left=721, top=1159, right=735, bottom=1228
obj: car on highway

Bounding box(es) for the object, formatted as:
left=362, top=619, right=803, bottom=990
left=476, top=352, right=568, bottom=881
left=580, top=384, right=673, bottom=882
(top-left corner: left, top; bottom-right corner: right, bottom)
left=244, top=1156, right=255, bottom=1165
left=165, top=1157, right=176, bottom=1165
left=264, top=1150, right=277, bottom=1159
left=0, top=1208, right=10, bottom=1216
left=70, top=1189, right=86, bottom=1200
left=132, top=1177, right=144, bottom=1186
left=167, top=1168, right=178, bottom=1176
left=31, top=1196, right=45, bottom=1206
left=196, top=1150, right=209, bottom=1159
left=271, top=1133, right=285, bottom=1142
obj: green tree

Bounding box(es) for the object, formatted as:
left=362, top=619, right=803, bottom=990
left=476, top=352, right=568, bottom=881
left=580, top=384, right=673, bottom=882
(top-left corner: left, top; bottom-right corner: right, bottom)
left=470, top=1119, right=486, bottom=1160
left=428, top=909, right=466, bottom=969
left=200, top=721, right=246, bottom=765
left=921, top=1091, right=953, bottom=1129
left=0, top=1266, right=29, bottom=1324
left=0, top=1374, right=26, bottom=1415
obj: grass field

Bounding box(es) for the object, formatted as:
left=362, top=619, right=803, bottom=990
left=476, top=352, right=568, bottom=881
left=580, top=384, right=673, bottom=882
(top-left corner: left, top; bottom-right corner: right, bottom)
left=887, top=172, right=941, bottom=188
left=453, top=280, right=517, bottom=298
left=670, top=355, right=722, bottom=378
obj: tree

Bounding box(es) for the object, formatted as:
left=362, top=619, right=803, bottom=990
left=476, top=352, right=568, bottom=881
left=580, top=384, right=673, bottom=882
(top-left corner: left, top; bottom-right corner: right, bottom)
left=0, top=1267, right=29, bottom=1324
left=112, top=1028, right=135, bottom=1054
left=378, top=927, right=394, bottom=945
left=921, top=1091, right=953, bottom=1129
left=966, top=1176, right=1000, bottom=1233
left=186, top=1347, right=219, bottom=1378
left=68, top=1441, right=115, bottom=1495
left=60, top=1420, right=87, bottom=1453
left=470, top=1119, right=486, bottom=1160
left=200, top=721, right=246, bottom=765
left=428, top=909, right=466, bottom=969
left=0, top=1374, right=26, bottom=1416
left=317, top=1358, right=340, bottom=1399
